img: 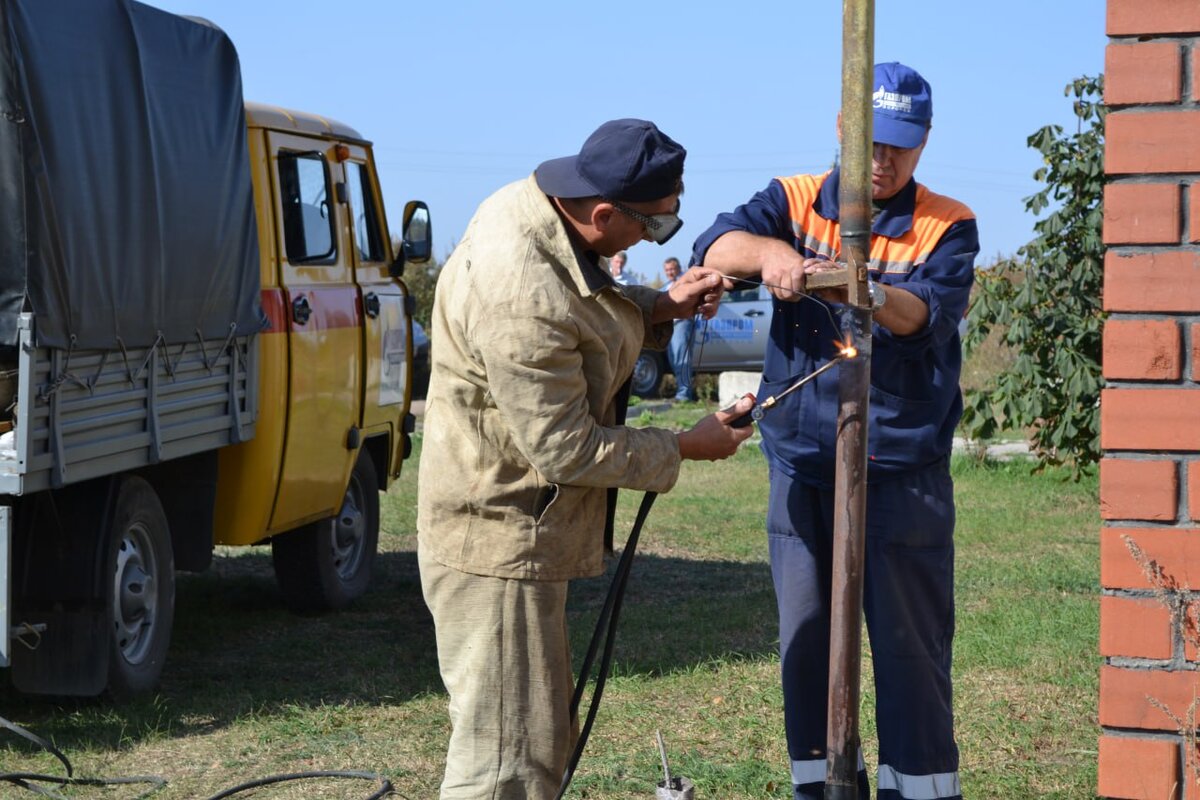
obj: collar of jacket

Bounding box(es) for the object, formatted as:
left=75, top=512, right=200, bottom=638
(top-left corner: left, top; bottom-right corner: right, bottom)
left=521, top=173, right=615, bottom=298
left=812, top=167, right=918, bottom=239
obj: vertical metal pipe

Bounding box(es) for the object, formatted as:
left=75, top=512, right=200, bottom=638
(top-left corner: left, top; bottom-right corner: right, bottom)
left=825, top=1, right=873, bottom=798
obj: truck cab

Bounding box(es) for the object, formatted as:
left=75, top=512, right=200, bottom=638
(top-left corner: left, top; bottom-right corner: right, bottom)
left=212, top=104, right=429, bottom=612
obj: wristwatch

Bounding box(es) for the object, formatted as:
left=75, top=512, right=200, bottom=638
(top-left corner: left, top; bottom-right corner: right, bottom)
left=868, top=281, right=886, bottom=309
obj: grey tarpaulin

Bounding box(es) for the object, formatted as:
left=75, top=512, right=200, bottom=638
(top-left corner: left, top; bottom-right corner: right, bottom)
left=0, top=0, right=264, bottom=350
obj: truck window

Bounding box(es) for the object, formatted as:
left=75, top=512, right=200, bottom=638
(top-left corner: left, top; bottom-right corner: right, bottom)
left=345, top=161, right=385, bottom=263
left=278, top=152, right=335, bottom=263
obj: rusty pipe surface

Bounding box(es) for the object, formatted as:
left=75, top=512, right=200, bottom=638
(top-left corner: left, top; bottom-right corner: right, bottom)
left=826, top=0, right=874, bottom=797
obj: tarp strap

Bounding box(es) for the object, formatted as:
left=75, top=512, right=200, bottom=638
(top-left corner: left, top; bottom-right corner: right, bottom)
left=196, top=323, right=238, bottom=372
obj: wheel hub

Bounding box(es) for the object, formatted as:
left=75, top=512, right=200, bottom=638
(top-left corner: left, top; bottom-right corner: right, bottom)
left=330, top=475, right=366, bottom=580
left=112, top=523, right=158, bottom=664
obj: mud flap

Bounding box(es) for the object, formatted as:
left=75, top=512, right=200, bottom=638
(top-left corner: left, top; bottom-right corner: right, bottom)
left=11, top=607, right=107, bottom=695
left=8, top=478, right=115, bottom=695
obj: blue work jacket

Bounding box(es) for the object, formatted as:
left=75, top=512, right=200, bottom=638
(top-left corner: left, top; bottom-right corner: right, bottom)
left=692, top=169, right=980, bottom=486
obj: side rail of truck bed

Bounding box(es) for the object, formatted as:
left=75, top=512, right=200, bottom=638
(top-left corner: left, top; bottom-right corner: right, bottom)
left=0, top=314, right=259, bottom=496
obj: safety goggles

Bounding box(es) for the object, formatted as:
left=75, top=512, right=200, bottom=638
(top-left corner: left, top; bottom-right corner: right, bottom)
left=608, top=199, right=683, bottom=245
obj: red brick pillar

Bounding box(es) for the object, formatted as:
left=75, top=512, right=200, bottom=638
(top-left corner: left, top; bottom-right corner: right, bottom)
left=1100, top=3, right=1200, bottom=798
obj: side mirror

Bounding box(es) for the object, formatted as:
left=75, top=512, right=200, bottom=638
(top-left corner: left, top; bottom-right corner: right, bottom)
left=390, top=200, right=432, bottom=277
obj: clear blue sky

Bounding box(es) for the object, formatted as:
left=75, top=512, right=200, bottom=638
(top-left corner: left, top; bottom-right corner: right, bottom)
left=151, top=0, right=1106, bottom=284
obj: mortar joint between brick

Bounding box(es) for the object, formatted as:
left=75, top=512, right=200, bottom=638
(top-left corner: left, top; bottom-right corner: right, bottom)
left=1108, top=175, right=1194, bottom=186
left=1102, top=452, right=1185, bottom=462
left=1180, top=178, right=1190, bottom=247
left=1106, top=312, right=1199, bottom=322
left=1106, top=243, right=1200, bottom=255
left=1181, top=458, right=1192, bottom=524
left=1102, top=519, right=1197, bottom=531
left=1103, top=587, right=1200, bottom=599
left=1114, top=387, right=1198, bottom=399
left=1107, top=104, right=1200, bottom=115
left=1109, top=655, right=1193, bottom=669
left=1185, top=321, right=1195, bottom=382
left=1100, top=725, right=1186, bottom=743
left=1107, top=34, right=1200, bottom=43
left=1184, top=39, right=1194, bottom=102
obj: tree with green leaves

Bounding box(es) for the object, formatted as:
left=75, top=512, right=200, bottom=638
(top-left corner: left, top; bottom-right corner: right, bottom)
left=392, top=236, right=442, bottom=331
left=960, top=75, right=1105, bottom=476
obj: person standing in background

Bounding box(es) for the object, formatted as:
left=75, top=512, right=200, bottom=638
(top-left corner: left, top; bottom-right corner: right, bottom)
left=663, top=256, right=696, bottom=401
left=609, top=249, right=630, bottom=285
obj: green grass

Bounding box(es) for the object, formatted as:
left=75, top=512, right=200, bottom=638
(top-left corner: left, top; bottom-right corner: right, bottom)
left=0, top=414, right=1100, bottom=799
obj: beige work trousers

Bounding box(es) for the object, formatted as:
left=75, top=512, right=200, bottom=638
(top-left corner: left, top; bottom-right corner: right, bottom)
left=419, top=544, right=579, bottom=799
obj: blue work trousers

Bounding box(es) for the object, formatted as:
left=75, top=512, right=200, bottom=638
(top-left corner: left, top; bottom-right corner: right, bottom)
left=668, top=317, right=695, bottom=401
left=767, top=459, right=961, bottom=800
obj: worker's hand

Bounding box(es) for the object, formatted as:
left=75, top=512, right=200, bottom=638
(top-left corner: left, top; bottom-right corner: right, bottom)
left=676, top=394, right=755, bottom=461
left=660, top=268, right=725, bottom=320
left=759, top=249, right=810, bottom=302
left=803, top=257, right=848, bottom=304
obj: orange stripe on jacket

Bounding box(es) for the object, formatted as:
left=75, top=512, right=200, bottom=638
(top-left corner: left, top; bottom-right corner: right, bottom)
left=776, top=172, right=974, bottom=276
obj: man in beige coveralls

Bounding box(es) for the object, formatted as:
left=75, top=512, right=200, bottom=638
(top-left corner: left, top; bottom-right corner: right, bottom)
left=417, top=119, right=754, bottom=799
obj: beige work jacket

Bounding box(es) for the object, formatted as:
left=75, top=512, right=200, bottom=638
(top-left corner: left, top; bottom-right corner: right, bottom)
left=417, top=175, right=681, bottom=581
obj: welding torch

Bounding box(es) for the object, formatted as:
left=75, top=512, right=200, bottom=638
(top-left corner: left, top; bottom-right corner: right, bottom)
left=728, top=346, right=858, bottom=429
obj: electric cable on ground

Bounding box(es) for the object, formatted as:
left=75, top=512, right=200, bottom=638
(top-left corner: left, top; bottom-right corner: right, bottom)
left=1, top=712, right=165, bottom=799
left=1, top=711, right=402, bottom=799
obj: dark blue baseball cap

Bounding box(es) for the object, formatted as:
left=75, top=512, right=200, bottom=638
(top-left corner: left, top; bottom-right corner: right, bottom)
left=535, top=118, right=686, bottom=203
left=872, top=62, right=932, bottom=149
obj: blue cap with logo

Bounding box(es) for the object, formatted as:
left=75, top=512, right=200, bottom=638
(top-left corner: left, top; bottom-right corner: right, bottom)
left=872, top=62, right=932, bottom=149
left=535, top=118, right=686, bottom=203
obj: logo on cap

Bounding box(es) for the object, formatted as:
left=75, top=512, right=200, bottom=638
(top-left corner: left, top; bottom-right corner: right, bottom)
left=873, top=86, right=913, bottom=114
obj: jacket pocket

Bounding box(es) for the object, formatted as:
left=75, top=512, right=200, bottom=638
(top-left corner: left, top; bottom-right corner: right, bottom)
left=532, top=482, right=560, bottom=524
left=867, top=385, right=939, bottom=465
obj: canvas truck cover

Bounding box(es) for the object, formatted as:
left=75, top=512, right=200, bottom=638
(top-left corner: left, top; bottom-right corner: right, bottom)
left=0, top=0, right=264, bottom=351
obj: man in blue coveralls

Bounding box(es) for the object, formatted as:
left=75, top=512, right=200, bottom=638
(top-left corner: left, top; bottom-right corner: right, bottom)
left=691, top=62, right=979, bottom=800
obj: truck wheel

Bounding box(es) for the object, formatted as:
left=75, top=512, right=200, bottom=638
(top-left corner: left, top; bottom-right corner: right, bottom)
left=272, top=451, right=380, bottom=613
left=107, top=476, right=175, bottom=697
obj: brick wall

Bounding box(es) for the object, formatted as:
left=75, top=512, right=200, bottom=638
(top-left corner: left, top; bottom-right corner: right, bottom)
left=1100, top=3, right=1200, bottom=798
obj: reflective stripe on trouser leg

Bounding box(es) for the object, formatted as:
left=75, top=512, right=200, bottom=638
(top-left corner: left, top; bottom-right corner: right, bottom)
left=418, top=544, right=577, bottom=800
left=792, top=751, right=867, bottom=788
left=767, top=471, right=869, bottom=800
left=864, top=459, right=961, bottom=800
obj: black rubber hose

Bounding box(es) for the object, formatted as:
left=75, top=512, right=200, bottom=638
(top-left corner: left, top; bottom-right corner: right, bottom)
left=555, top=490, right=657, bottom=799
left=2, top=711, right=399, bottom=799
left=203, top=769, right=394, bottom=799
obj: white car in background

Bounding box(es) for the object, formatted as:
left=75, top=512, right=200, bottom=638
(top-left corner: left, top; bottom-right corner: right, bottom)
left=632, top=284, right=772, bottom=398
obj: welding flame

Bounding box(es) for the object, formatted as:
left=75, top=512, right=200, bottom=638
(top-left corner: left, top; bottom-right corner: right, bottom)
left=834, top=339, right=858, bottom=359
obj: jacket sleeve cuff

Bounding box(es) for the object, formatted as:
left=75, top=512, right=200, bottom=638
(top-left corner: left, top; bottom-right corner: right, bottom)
left=621, top=285, right=674, bottom=349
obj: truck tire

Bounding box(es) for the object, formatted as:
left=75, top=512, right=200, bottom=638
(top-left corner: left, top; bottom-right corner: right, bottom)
left=272, top=450, right=380, bottom=613
left=107, top=476, right=175, bottom=697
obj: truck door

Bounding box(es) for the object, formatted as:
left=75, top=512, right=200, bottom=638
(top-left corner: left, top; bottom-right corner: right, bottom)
left=266, top=132, right=361, bottom=529
left=341, top=148, right=411, bottom=479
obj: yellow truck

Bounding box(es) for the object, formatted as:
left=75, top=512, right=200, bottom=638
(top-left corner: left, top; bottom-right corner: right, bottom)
left=0, top=0, right=430, bottom=695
